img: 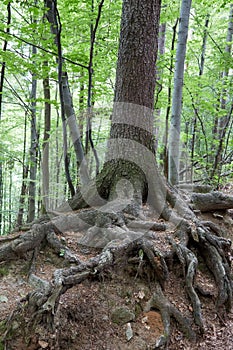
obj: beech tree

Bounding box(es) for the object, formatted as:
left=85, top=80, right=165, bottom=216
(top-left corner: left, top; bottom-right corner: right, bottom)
left=0, top=1, right=11, bottom=233
left=168, top=0, right=192, bottom=185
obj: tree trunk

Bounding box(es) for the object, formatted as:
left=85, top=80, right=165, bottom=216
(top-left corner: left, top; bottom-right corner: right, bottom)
left=0, top=2, right=11, bottom=234
left=16, top=112, right=29, bottom=227
left=41, top=61, right=51, bottom=213
left=99, top=0, right=161, bottom=203
left=44, top=0, right=89, bottom=188
left=27, top=45, right=38, bottom=223
left=190, top=14, right=209, bottom=182
left=168, top=0, right=192, bottom=185
left=163, top=19, right=178, bottom=178
left=154, top=22, right=166, bottom=152
left=85, top=0, right=103, bottom=176
left=211, top=4, right=233, bottom=183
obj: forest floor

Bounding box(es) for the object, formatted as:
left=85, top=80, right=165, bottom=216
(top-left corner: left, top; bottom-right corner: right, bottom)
left=0, top=207, right=233, bottom=350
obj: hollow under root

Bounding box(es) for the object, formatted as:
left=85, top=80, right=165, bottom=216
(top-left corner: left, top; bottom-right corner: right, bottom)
left=145, top=283, right=196, bottom=349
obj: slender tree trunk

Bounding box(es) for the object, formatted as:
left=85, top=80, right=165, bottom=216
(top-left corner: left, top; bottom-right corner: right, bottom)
left=168, top=0, right=192, bottom=185
left=211, top=4, right=233, bottom=183
left=0, top=2, right=11, bottom=118
left=8, top=164, right=13, bottom=232
left=163, top=19, right=178, bottom=178
left=78, top=71, right=85, bottom=141
left=17, top=113, right=29, bottom=227
left=27, top=1, right=39, bottom=223
left=41, top=61, right=51, bottom=213
left=44, top=0, right=89, bottom=190
left=85, top=0, right=103, bottom=175
left=218, top=4, right=233, bottom=133
left=0, top=2, right=11, bottom=234
left=190, top=14, right=209, bottom=181
left=199, top=14, right=209, bottom=76
left=154, top=22, right=166, bottom=152
left=27, top=63, right=38, bottom=223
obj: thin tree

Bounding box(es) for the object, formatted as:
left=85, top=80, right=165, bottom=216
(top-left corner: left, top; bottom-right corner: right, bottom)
left=16, top=112, right=29, bottom=227
left=163, top=18, right=179, bottom=178
left=27, top=58, right=38, bottom=223
left=190, top=14, right=210, bottom=182
left=41, top=61, right=51, bottom=213
left=0, top=2, right=11, bottom=234
left=44, top=0, right=89, bottom=192
left=85, top=0, right=104, bottom=175
left=211, top=3, right=233, bottom=183
left=168, top=0, right=192, bottom=185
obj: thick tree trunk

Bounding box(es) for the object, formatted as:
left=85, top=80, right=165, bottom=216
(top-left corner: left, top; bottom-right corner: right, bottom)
left=99, top=0, right=161, bottom=202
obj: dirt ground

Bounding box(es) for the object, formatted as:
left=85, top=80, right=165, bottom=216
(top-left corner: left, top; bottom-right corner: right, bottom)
left=0, top=209, right=233, bottom=350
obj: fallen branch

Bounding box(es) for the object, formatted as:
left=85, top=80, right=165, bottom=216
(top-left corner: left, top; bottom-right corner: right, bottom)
left=191, top=191, right=233, bottom=212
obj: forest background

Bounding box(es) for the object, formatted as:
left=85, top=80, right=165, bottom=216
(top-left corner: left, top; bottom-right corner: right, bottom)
left=0, top=0, right=232, bottom=235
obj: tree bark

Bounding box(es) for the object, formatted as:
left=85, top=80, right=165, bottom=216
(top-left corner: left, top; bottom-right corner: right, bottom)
left=211, top=4, right=233, bottom=183
left=99, top=0, right=161, bottom=202
left=27, top=44, right=38, bottom=223
left=42, top=61, right=51, bottom=213
left=168, top=0, right=192, bottom=185
left=191, top=191, right=233, bottom=212
left=44, top=0, right=89, bottom=189
left=0, top=2, right=11, bottom=234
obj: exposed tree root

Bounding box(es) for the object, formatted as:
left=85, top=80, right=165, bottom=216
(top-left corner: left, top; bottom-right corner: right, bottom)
left=196, top=226, right=232, bottom=312
left=0, top=191, right=232, bottom=349
left=170, top=238, right=204, bottom=332
left=145, top=283, right=196, bottom=349
left=191, top=191, right=233, bottom=212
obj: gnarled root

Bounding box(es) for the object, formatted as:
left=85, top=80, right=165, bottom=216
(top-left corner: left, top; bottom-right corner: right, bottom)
left=196, top=226, right=232, bottom=312
left=145, top=283, right=196, bottom=349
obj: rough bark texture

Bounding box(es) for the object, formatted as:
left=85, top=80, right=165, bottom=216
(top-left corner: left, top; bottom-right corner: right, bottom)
left=98, top=0, right=161, bottom=201
left=191, top=191, right=233, bottom=212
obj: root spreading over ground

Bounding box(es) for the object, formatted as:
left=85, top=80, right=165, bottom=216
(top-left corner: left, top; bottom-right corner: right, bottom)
left=0, top=188, right=232, bottom=350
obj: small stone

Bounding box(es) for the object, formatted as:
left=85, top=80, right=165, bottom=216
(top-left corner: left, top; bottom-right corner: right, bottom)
left=213, top=213, right=224, bottom=219
left=111, top=307, right=135, bottom=325
left=126, top=323, right=133, bottom=341
left=38, top=340, right=49, bottom=349
left=0, top=295, right=8, bottom=303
